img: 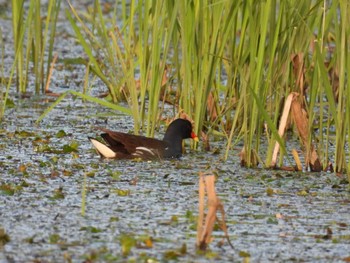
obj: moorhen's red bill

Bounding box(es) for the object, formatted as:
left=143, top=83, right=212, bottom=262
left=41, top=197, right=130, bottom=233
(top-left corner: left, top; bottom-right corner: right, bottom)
left=89, top=118, right=199, bottom=160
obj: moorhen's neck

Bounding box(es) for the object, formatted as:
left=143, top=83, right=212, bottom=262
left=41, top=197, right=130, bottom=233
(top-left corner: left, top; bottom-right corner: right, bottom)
left=162, top=119, right=192, bottom=157
left=163, top=134, right=183, bottom=158
left=163, top=130, right=184, bottom=151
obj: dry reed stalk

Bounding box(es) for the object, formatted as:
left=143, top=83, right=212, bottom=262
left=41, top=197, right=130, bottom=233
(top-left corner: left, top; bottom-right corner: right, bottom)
left=45, top=53, right=58, bottom=94
left=197, top=172, right=233, bottom=250
left=271, top=92, right=322, bottom=171
left=271, top=92, right=295, bottom=167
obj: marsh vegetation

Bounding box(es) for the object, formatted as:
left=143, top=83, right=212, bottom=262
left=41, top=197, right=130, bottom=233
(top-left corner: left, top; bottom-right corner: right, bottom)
left=0, top=0, right=349, bottom=261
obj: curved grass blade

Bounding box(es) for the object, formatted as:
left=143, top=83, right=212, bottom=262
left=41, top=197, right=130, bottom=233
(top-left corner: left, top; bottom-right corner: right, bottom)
left=36, top=90, right=131, bottom=123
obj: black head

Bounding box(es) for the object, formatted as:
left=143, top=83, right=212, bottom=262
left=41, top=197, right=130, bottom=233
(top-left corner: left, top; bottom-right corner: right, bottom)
left=163, top=119, right=197, bottom=141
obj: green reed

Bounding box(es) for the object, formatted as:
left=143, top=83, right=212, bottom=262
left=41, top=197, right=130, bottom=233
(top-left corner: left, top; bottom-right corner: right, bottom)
left=0, top=28, right=4, bottom=119
left=67, top=0, right=178, bottom=134
left=11, top=0, right=25, bottom=93
left=223, top=0, right=349, bottom=171
left=141, top=1, right=177, bottom=136
left=176, top=1, right=238, bottom=140
left=11, top=0, right=61, bottom=94
left=67, top=0, right=136, bottom=125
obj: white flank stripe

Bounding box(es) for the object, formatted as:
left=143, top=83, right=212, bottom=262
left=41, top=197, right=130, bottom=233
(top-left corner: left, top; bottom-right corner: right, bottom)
left=90, top=138, right=116, bottom=158
left=132, top=150, right=143, bottom=156
left=135, top=146, right=156, bottom=156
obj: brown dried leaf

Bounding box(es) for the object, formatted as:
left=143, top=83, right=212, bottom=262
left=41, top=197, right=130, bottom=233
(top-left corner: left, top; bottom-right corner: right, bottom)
left=291, top=53, right=306, bottom=97
left=291, top=95, right=322, bottom=171
left=325, top=61, right=339, bottom=103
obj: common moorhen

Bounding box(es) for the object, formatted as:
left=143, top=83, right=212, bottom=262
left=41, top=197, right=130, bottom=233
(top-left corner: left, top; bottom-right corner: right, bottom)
left=89, top=118, right=198, bottom=160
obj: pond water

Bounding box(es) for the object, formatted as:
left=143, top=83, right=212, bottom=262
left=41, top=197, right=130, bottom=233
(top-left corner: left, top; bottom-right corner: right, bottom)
left=1, top=1, right=350, bottom=262
left=0, top=97, right=349, bottom=262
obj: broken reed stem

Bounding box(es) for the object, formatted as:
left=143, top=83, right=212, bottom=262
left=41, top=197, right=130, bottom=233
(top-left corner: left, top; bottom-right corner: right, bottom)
left=197, top=172, right=205, bottom=246
left=200, top=175, right=217, bottom=247
left=216, top=201, right=234, bottom=249
left=292, top=149, right=303, bottom=171
left=197, top=172, right=233, bottom=250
